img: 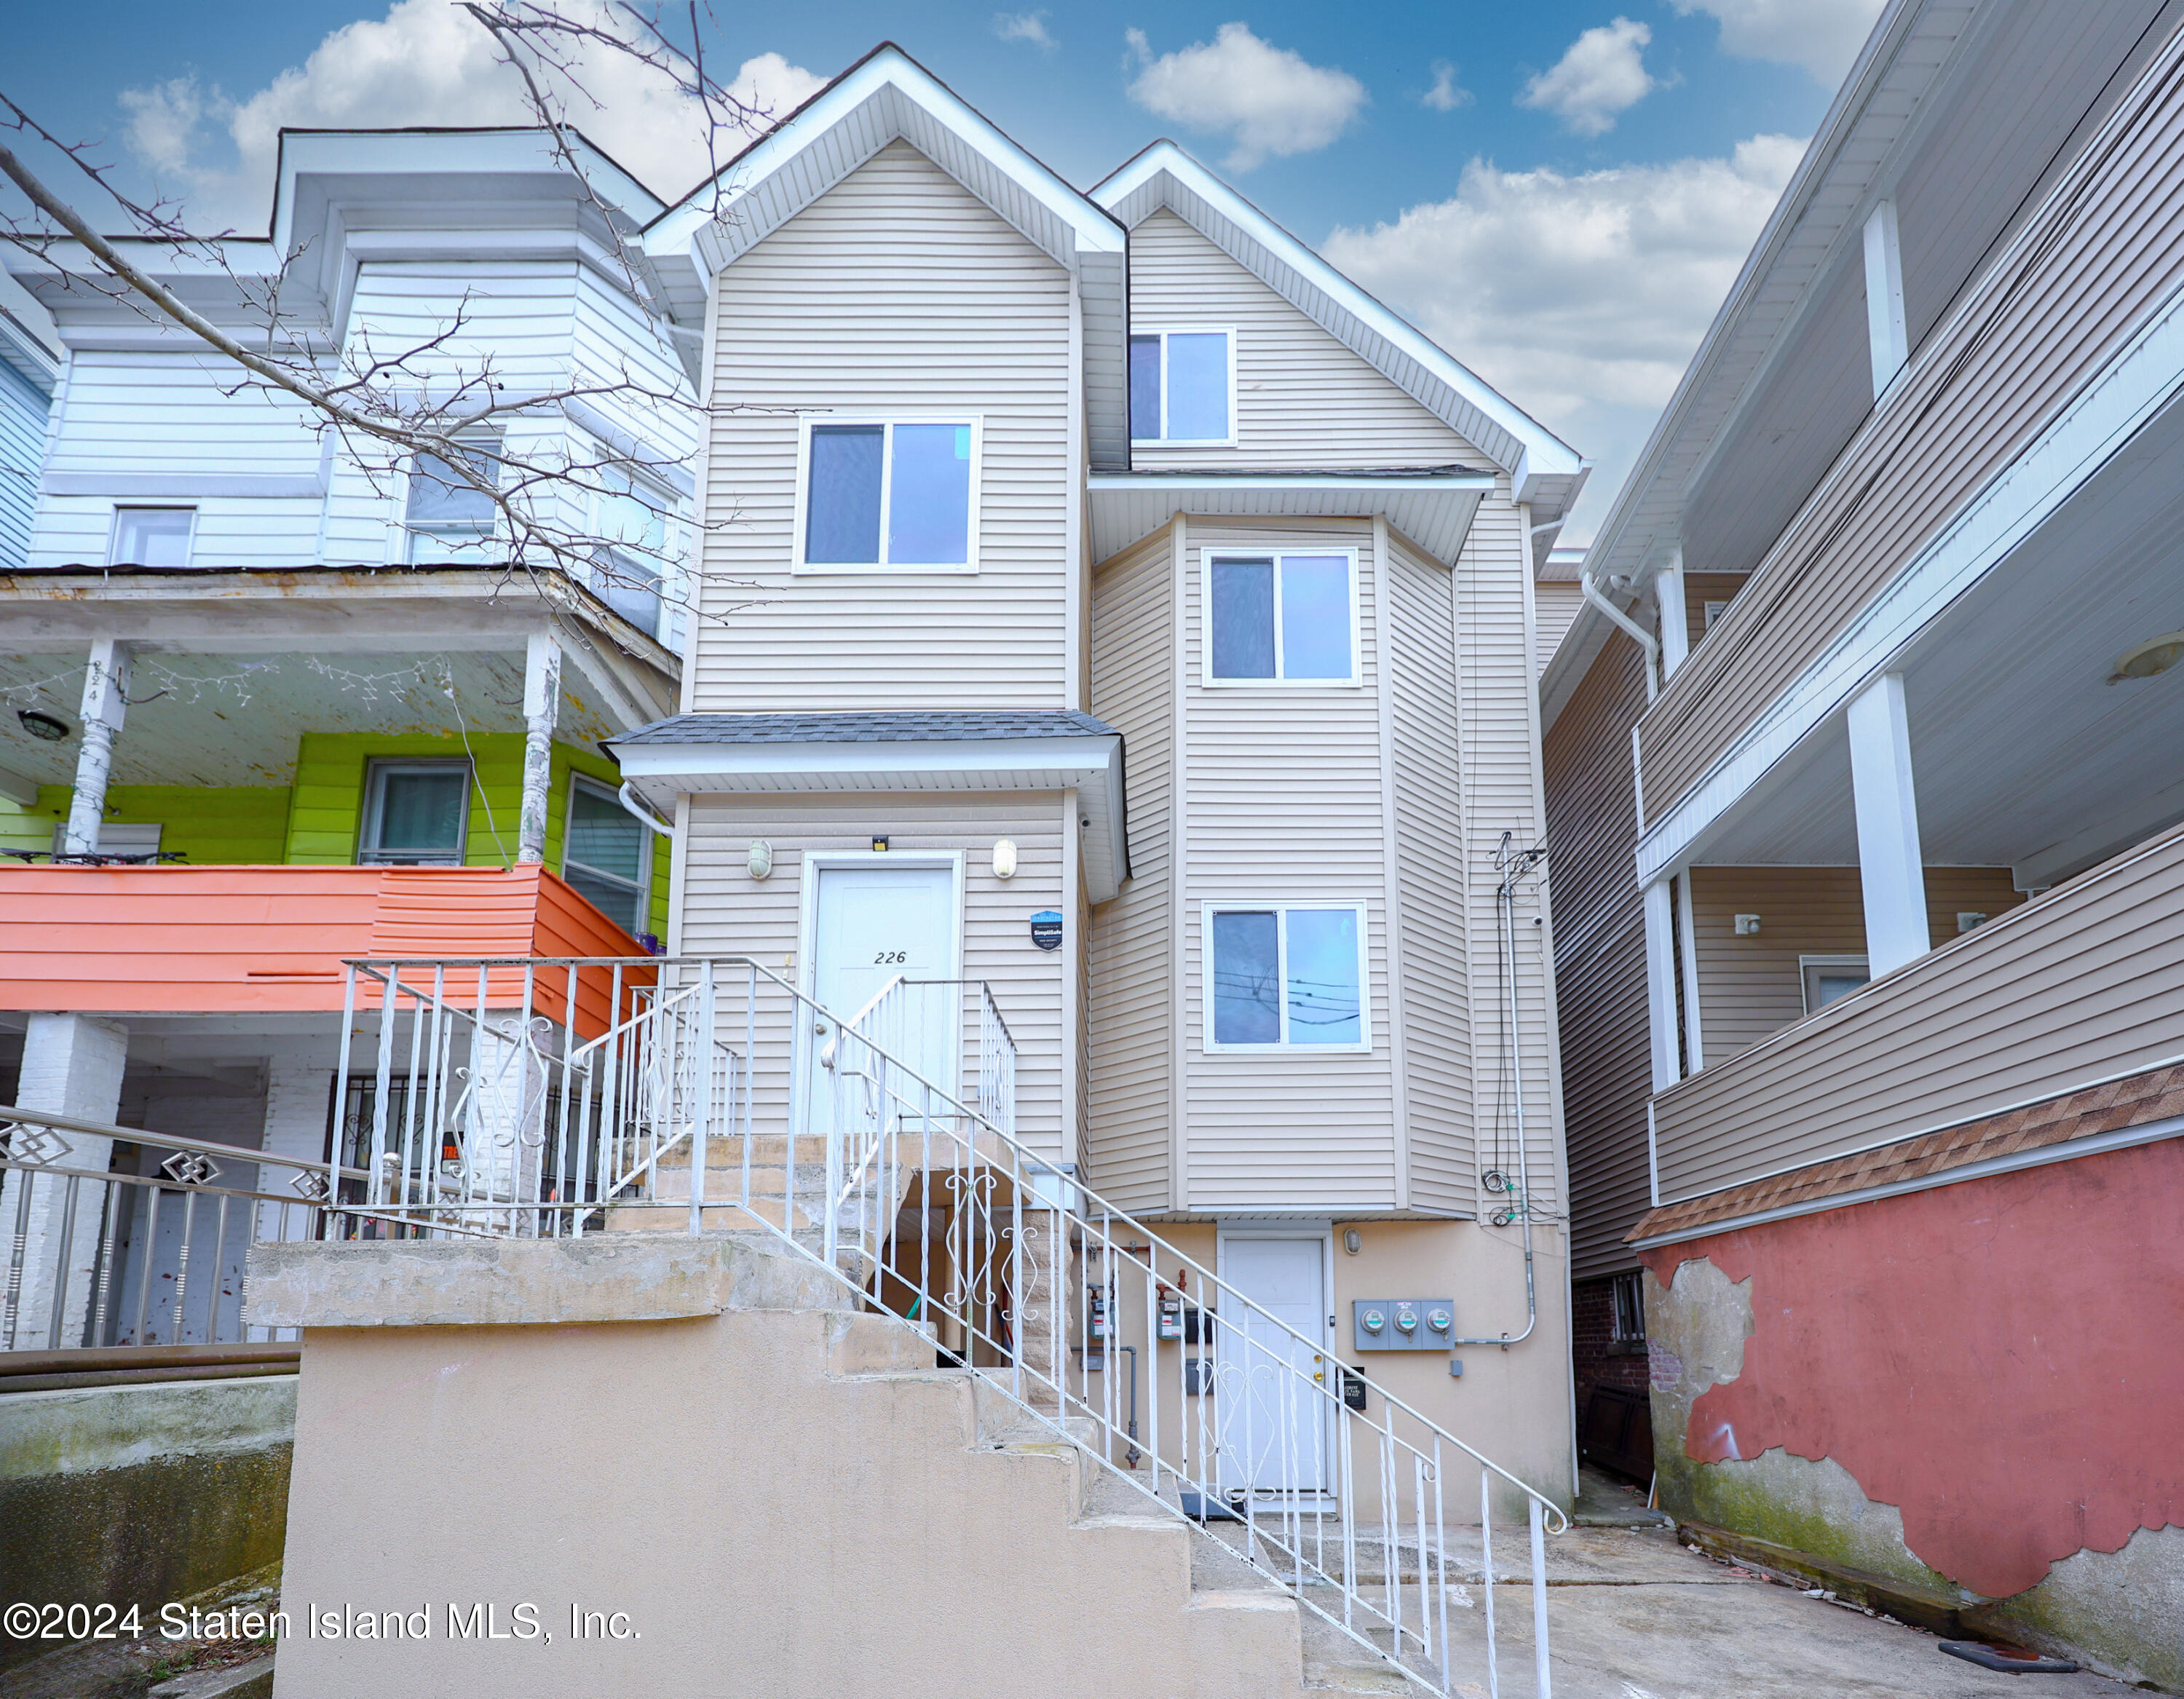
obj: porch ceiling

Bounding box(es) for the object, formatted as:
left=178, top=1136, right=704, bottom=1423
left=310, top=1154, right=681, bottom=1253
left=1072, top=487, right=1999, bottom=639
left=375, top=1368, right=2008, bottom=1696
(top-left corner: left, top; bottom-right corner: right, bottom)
left=1688, top=387, right=2184, bottom=887
left=0, top=649, right=620, bottom=788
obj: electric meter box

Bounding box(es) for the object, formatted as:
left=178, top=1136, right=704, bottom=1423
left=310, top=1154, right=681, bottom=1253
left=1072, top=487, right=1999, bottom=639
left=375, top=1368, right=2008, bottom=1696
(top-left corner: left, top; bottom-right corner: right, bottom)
left=1351, top=1298, right=1455, bottom=1352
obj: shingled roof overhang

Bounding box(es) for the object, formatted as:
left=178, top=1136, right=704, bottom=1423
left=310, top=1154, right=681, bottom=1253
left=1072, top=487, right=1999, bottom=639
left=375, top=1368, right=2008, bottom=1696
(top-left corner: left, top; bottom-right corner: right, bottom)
left=609, top=710, right=1131, bottom=901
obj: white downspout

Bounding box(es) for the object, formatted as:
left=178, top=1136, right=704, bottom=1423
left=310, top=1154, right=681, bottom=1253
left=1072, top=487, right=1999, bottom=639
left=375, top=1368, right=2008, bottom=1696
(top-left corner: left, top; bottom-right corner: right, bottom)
left=1583, top=574, right=1659, bottom=701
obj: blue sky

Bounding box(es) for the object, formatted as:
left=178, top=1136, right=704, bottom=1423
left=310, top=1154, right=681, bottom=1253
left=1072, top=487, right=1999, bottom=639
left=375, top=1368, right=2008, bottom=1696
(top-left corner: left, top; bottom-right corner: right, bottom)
left=3, top=0, right=1886, bottom=535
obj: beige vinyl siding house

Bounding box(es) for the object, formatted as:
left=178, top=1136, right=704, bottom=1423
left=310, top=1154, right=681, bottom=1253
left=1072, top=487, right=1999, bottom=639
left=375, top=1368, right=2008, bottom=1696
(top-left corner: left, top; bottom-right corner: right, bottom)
left=622, top=52, right=1588, bottom=1506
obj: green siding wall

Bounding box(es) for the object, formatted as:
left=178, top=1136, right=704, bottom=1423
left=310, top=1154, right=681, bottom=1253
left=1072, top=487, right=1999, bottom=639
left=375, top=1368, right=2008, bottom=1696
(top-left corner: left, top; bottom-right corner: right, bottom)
left=0, top=738, right=667, bottom=938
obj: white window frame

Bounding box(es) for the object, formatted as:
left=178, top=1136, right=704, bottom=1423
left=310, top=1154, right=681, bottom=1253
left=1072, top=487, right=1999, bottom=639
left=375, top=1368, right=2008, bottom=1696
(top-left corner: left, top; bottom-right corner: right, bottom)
left=358, top=758, right=473, bottom=866
left=561, top=772, right=652, bottom=930
left=587, top=464, right=677, bottom=639
left=1130, top=327, right=1238, bottom=448
left=401, top=434, right=504, bottom=563
left=108, top=505, right=197, bottom=569
left=1200, top=900, right=1372, bottom=1056
left=791, top=415, right=984, bottom=574
left=1200, top=548, right=1363, bottom=688
left=1799, top=954, right=1872, bottom=1016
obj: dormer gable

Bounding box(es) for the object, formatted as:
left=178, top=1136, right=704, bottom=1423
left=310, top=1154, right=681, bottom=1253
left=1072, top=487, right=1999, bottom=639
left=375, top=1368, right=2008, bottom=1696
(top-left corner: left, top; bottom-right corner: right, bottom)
left=1092, top=142, right=1586, bottom=531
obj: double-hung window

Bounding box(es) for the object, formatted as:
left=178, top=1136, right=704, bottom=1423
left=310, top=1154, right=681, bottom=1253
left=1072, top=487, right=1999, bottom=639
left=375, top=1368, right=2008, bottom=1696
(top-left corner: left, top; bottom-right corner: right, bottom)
left=404, top=437, right=502, bottom=562
left=1131, top=329, right=1233, bottom=445
left=359, top=760, right=471, bottom=866
left=1205, top=551, right=1358, bottom=684
left=561, top=775, right=649, bottom=936
left=1204, top=903, right=1369, bottom=1051
left=797, top=418, right=980, bottom=570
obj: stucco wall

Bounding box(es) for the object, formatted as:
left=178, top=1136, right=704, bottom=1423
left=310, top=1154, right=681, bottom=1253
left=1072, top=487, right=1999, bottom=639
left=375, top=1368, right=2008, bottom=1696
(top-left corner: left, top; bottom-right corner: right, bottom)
left=1638, top=1136, right=2184, bottom=1686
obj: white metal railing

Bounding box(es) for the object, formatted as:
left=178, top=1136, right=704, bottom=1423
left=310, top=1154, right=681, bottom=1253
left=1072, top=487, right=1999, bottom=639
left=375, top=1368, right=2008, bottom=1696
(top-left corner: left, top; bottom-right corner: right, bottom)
left=5, top=954, right=1562, bottom=1695
left=0, top=1106, right=384, bottom=1351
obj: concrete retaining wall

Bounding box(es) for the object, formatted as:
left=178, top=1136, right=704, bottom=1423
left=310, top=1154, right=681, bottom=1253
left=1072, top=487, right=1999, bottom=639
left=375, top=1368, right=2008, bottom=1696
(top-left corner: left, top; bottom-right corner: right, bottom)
left=0, top=1376, right=295, bottom=1672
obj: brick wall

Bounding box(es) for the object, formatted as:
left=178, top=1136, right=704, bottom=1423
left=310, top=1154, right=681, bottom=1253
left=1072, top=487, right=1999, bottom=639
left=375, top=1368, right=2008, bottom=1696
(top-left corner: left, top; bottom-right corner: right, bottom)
left=1572, top=1272, right=1651, bottom=1414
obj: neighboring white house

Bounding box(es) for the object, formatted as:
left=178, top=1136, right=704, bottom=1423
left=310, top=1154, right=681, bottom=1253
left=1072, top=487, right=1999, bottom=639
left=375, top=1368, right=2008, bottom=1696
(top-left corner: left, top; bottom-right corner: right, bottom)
left=617, top=47, right=1589, bottom=1494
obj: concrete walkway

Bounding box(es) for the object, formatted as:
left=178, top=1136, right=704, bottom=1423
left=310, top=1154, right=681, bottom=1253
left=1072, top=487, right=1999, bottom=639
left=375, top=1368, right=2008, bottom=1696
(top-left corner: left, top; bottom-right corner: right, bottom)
left=1401, top=1526, right=2137, bottom=1698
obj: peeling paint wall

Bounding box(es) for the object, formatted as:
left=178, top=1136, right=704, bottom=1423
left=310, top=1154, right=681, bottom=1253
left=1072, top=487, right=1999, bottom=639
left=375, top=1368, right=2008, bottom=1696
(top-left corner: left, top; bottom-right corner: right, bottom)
left=1639, top=1136, right=2184, bottom=1686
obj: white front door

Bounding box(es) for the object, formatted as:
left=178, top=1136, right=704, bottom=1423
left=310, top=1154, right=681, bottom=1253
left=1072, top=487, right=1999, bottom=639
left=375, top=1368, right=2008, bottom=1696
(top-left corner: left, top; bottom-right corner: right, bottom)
left=1217, top=1235, right=1330, bottom=1497
left=807, top=863, right=958, bottom=1129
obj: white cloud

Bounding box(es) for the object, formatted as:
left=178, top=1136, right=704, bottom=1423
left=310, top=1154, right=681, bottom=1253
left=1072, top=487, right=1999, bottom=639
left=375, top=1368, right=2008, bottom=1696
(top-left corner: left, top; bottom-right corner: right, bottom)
left=118, top=0, right=820, bottom=229
left=1322, top=134, right=1805, bottom=541
left=1518, top=17, right=1660, bottom=138
left=1123, top=23, right=1366, bottom=172
left=1670, top=0, right=1887, bottom=84
left=1422, top=61, right=1473, bottom=114
left=994, top=11, right=1056, bottom=51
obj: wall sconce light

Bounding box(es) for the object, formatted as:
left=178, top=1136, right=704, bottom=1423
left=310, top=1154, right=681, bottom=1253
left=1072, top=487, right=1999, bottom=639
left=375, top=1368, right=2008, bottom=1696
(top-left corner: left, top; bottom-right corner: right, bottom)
left=1957, top=911, right=1988, bottom=934
left=746, top=840, right=772, bottom=880
left=17, top=708, right=70, bottom=742
left=1342, top=1228, right=1361, bottom=1256
left=992, top=838, right=1018, bottom=879
left=1734, top=914, right=1762, bottom=936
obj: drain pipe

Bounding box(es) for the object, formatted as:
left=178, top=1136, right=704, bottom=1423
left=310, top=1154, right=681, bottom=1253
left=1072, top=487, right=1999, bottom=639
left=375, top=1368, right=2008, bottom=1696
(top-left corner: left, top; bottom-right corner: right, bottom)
left=617, top=780, right=676, bottom=836
left=1453, top=833, right=1545, bottom=1350
left=1583, top=573, right=1660, bottom=701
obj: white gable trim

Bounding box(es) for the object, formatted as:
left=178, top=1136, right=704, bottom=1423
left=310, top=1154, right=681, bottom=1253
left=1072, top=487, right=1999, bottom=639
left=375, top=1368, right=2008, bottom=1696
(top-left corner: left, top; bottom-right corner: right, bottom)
left=1093, top=143, right=1586, bottom=512
left=644, top=47, right=1128, bottom=468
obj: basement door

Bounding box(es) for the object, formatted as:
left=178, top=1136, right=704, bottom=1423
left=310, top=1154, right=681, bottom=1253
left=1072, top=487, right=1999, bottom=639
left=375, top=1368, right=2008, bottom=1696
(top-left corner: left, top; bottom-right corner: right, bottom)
left=1216, top=1235, right=1331, bottom=1497
left=806, top=863, right=959, bottom=1136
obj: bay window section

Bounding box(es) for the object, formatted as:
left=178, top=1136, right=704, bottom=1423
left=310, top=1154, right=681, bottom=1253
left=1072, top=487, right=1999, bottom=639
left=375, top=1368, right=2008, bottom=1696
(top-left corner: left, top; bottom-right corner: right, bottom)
left=800, top=419, right=978, bottom=569
left=404, top=437, right=502, bottom=563
left=1206, top=552, right=1357, bottom=684
left=593, top=472, right=670, bottom=635
left=1206, top=903, right=1367, bottom=1051
left=1130, top=329, right=1233, bottom=444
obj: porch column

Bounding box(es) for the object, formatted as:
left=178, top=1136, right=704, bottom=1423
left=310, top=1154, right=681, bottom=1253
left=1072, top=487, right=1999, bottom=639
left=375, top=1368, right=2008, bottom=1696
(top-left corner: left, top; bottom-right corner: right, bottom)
left=61, top=638, right=131, bottom=857
left=1847, top=671, right=1930, bottom=976
left=1, top=1012, right=127, bottom=1347
left=517, top=632, right=560, bottom=865
left=1655, top=553, right=1689, bottom=679
left=1674, top=870, right=1704, bottom=1072
left=1642, top=877, right=1680, bottom=1090
left=254, top=1055, right=334, bottom=1247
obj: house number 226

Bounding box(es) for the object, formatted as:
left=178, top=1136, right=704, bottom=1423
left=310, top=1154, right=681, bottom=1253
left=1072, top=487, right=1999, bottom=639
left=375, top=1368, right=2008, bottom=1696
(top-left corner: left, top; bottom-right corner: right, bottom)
left=873, top=950, right=906, bottom=965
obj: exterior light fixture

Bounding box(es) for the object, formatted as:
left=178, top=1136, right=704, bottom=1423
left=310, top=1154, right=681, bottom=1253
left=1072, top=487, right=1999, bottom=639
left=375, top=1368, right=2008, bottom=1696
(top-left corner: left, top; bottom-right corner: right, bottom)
left=17, top=708, right=69, bottom=742
left=746, top=840, right=772, bottom=880
left=871, top=835, right=889, bottom=853
left=992, top=838, right=1018, bottom=879
left=2109, top=630, right=2184, bottom=683
left=1342, top=1228, right=1361, bottom=1255
left=1734, top=914, right=1762, bottom=936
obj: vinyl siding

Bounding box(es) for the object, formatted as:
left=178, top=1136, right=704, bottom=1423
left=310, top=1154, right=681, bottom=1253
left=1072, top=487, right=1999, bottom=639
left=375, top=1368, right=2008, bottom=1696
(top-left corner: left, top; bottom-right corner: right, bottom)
left=1655, top=822, right=2184, bottom=1202
left=1178, top=517, right=1397, bottom=1209
left=0, top=783, right=290, bottom=864
left=1533, top=580, right=1581, bottom=677
left=1385, top=532, right=1473, bottom=1211
left=1455, top=491, right=1560, bottom=1219
left=1639, top=28, right=2184, bottom=815
left=1542, top=640, right=1652, bottom=1280
left=1086, top=528, right=1175, bottom=1212
left=678, top=791, right=1069, bottom=1160
left=695, top=140, right=1073, bottom=709
left=1125, top=210, right=1484, bottom=472
left=0, top=358, right=50, bottom=570
left=1688, top=864, right=2025, bottom=1066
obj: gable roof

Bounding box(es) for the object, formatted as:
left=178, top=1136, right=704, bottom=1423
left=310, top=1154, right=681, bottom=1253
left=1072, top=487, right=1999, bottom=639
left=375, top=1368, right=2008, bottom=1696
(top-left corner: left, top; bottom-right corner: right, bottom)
left=644, top=44, right=1131, bottom=467
left=1092, top=141, right=1586, bottom=523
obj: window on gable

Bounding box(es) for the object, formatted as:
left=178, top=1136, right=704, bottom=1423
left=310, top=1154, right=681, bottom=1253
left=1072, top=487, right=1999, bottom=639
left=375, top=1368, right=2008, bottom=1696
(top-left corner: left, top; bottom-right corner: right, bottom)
left=801, top=419, right=978, bottom=569
left=1131, top=330, right=1233, bottom=444
left=405, top=437, right=502, bottom=563
left=1207, top=903, right=1366, bottom=1050
left=1206, top=552, right=1356, bottom=684
left=109, top=507, right=195, bottom=568
left=360, top=759, right=471, bottom=866
left=562, top=775, right=649, bottom=936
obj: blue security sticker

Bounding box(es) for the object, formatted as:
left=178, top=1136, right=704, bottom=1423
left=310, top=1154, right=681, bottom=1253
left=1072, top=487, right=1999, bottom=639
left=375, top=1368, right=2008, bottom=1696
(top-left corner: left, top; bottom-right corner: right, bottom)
left=1029, top=910, right=1063, bottom=950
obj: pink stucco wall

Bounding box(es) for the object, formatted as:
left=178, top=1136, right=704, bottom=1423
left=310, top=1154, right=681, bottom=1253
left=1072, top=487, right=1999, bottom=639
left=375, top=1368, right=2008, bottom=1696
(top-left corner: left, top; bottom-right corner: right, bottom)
left=1639, top=1136, right=2184, bottom=1599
